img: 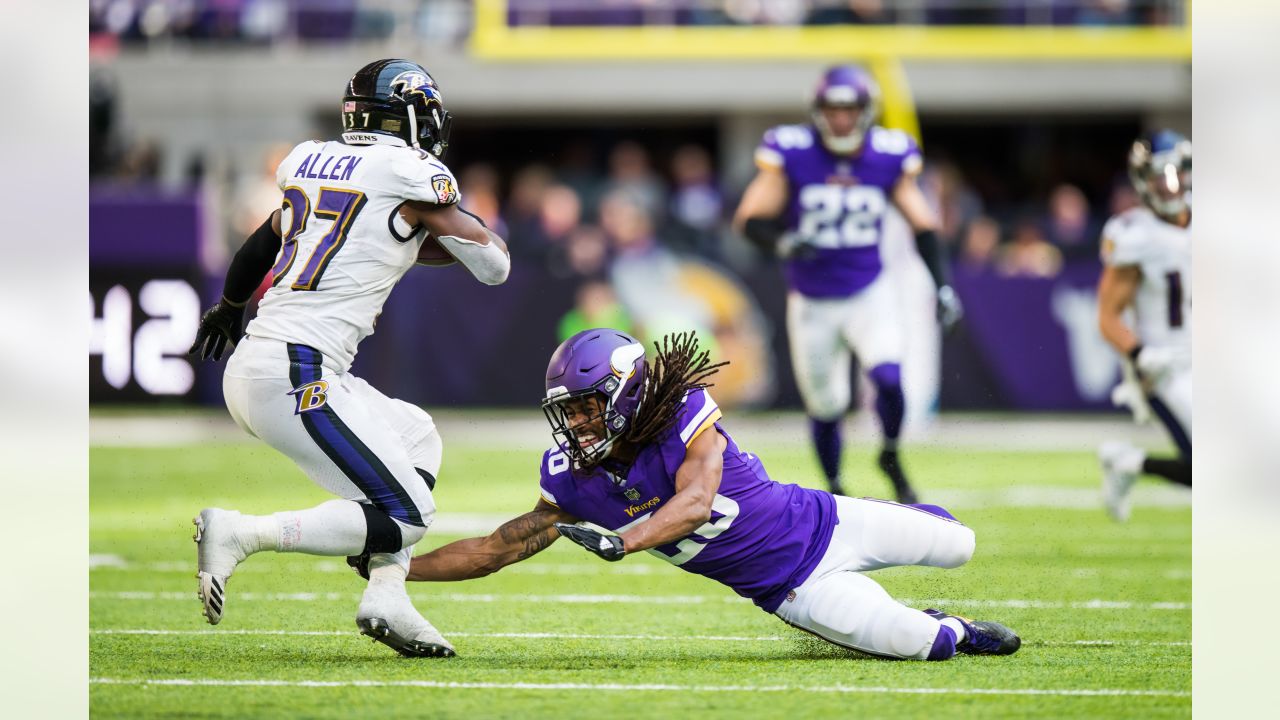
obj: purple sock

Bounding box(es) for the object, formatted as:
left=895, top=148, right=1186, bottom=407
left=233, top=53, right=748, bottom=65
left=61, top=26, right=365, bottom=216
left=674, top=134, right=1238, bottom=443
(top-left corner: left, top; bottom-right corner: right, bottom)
left=927, top=624, right=957, bottom=661
left=908, top=503, right=958, bottom=522
left=869, top=363, right=905, bottom=442
left=809, top=417, right=842, bottom=485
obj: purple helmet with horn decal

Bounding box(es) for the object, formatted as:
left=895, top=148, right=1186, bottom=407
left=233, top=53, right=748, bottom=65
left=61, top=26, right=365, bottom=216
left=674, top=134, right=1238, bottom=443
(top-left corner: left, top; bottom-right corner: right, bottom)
left=811, top=65, right=881, bottom=155
left=542, top=329, right=648, bottom=468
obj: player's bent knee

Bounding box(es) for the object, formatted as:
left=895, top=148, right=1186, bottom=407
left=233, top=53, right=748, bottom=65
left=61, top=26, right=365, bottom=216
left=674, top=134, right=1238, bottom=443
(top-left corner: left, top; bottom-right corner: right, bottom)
left=933, top=525, right=976, bottom=569
left=360, top=503, right=409, bottom=553
left=394, top=518, right=427, bottom=549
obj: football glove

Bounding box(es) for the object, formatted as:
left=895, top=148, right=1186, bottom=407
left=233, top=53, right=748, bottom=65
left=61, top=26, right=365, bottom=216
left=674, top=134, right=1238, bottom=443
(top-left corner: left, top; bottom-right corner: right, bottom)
left=1132, top=345, right=1176, bottom=382
left=937, top=285, right=964, bottom=332
left=776, top=232, right=819, bottom=261
left=553, top=523, right=626, bottom=562
left=188, top=300, right=246, bottom=361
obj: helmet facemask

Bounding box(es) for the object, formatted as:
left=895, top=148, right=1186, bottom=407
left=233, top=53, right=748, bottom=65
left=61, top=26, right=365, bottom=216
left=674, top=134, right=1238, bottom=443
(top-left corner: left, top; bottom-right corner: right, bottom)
left=811, top=83, right=879, bottom=156
left=542, top=340, right=647, bottom=471
left=1129, top=136, right=1192, bottom=219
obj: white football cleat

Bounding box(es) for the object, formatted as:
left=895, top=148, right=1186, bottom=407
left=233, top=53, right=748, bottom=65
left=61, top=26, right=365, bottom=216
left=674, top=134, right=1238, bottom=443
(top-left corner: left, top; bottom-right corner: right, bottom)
left=1099, top=442, right=1143, bottom=523
left=356, top=583, right=456, bottom=658
left=193, top=508, right=250, bottom=625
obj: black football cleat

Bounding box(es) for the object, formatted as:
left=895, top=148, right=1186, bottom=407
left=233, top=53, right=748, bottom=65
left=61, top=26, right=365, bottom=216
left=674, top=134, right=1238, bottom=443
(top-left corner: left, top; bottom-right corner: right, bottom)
left=925, top=609, right=1022, bottom=656
left=878, top=450, right=920, bottom=504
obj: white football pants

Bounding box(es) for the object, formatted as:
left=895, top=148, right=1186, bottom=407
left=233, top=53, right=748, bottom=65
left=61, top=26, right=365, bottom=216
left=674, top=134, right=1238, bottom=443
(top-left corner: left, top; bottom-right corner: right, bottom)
left=1150, top=364, right=1191, bottom=456
left=223, top=335, right=439, bottom=538
left=773, top=496, right=976, bottom=659
left=787, top=272, right=906, bottom=421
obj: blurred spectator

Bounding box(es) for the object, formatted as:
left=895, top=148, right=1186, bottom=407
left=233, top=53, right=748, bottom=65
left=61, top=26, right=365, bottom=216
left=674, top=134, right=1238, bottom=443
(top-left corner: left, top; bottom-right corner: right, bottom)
left=606, top=141, right=667, bottom=222
left=1044, top=183, right=1098, bottom=260
left=562, top=225, right=611, bottom=278
left=558, top=280, right=633, bottom=341
left=233, top=143, right=294, bottom=238
left=807, top=0, right=892, bottom=25
left=537, top=184, right=586, bottom=270
left=458, top=163, right=509, bottom=237
left=1077, top=0, right=1136, bottom=26
left=114, top=139, right=164, bottom=184
left=601, top=189, right=705, bottom=335
left=505, top=163, right=556, bottom=253
left=958, top=215, right=1001, bottom=272
left=920, top=161, right=984, bottom=249
left=997, top=216, right=1063, bottom=278
left=89, top=67, right=118, bottom=177
left=668, top=144, right=723, bottom=255
left=1108, top=175, right=1142, bottom=216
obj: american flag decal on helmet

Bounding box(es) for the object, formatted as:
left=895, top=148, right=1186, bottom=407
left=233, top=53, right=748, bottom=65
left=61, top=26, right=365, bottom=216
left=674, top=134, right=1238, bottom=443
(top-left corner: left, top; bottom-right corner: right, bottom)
left=343, top=101, right=356, bottom=112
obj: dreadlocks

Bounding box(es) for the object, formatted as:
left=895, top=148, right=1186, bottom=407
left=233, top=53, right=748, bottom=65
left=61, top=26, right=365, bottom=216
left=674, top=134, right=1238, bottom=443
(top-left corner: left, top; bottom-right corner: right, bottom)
left=625, top=331, right=729, bottom=447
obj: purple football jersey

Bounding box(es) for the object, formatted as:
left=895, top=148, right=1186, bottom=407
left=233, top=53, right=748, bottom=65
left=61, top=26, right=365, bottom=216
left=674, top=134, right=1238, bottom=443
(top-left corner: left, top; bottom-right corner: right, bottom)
left=756, top=124, right=922, bottom=298
left=538, top=388, right=838, bottom=613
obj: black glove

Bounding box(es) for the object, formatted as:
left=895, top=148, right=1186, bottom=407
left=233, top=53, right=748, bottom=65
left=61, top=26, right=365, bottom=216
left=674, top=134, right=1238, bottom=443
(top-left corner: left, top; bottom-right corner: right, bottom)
left=936, top=285, right=964, bottom=333
left=554, top=523, right=626, bottom=562
left=188, top=300, right=246, bottom=361
left=347, top=553, right=371, bottom=581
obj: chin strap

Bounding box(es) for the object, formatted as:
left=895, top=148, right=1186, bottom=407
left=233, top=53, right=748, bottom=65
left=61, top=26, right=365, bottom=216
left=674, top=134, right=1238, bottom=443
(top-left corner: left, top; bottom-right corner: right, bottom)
left=406, top=104, right=420, bottom=150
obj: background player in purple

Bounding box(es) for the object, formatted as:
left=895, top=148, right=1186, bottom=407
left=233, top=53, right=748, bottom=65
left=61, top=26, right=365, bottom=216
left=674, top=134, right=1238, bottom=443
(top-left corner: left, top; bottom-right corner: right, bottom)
left=732, top=65, right=962, bottom=502
left=358, top=329, right=1020, bottom=661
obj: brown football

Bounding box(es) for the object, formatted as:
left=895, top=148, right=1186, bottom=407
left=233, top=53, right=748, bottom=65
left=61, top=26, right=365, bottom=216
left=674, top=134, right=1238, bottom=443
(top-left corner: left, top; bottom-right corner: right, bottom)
left=416, top=234, right=457, bottom=267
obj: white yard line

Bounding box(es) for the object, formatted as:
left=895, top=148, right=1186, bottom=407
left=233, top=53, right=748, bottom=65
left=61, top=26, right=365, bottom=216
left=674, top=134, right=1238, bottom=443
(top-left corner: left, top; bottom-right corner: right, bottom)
left=87, top=590, right=1189, bottom=610
left=87, top=677, right=1189, bottom=698
left=89, top=628, right=1191, bottom=647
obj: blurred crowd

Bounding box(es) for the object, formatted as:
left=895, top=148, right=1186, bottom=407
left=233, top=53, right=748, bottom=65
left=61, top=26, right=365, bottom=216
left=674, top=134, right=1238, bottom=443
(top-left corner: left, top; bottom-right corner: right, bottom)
left=509, top=0, right=1185, bottom=27
left=88, top=0, right=1184, bottom=48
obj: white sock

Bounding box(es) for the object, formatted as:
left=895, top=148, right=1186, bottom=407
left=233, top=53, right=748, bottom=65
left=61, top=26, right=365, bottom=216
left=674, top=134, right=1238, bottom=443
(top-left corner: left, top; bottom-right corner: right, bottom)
left=240, top=499, right=370, bottom=555
left=366, top=547, right=413, bottom=592
left=940, top=617, right=967, bottom=643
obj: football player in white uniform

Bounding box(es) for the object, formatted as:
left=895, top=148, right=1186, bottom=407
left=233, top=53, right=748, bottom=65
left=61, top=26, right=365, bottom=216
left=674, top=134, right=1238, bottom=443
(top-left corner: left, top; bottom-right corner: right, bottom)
left=1096, top=131, right=1191, bottom=522
left=187, top=59, right=510, bottom=656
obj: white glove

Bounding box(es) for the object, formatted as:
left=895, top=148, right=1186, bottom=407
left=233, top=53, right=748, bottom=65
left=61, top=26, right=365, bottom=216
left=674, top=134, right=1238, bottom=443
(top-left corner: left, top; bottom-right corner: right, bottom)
left=1111, top=358, right=1152, bottom=424
left=776, top=232, right=818, bottom=261
left=1134, top=346, right=1176, bottom=382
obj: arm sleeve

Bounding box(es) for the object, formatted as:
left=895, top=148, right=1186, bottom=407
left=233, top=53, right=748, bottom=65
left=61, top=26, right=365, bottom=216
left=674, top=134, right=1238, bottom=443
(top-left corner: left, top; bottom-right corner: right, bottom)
left=222, top=215, right=282, bottom=305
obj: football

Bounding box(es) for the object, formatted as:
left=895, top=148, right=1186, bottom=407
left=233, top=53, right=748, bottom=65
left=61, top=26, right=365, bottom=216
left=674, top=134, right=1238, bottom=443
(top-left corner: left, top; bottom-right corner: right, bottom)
left=416, top=234, right=457, bottom=267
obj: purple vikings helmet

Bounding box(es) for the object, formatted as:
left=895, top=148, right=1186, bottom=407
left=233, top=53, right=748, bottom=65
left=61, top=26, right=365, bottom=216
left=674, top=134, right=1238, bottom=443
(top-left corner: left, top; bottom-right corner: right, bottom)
left=811, top=65, right=881, bottom=155
left=1129, top=130, right=1192, bottom=219
left=542, top=329, right=648, bottom=468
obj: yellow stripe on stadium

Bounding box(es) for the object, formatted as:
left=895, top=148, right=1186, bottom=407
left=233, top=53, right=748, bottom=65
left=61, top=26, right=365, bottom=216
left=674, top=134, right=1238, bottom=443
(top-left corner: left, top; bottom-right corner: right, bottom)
left=471, top=2, right=1190, bottom=62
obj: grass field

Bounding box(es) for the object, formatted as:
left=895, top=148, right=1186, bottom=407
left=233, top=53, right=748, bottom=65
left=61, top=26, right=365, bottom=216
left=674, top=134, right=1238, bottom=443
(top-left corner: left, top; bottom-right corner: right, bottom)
left=90, top=426, right=1190, bottom=718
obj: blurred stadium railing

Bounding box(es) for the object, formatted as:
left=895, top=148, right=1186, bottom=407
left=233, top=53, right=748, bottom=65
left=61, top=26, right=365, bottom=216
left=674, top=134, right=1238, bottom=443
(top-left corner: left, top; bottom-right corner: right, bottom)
left=88, top=0, right=1190, bottom=421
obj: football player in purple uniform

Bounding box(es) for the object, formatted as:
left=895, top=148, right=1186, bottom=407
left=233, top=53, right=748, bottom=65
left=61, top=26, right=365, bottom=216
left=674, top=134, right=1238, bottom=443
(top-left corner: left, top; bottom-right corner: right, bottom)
left=363, top=329, right=1019, bottom=661
left=732, top=65, right=962, bottom=502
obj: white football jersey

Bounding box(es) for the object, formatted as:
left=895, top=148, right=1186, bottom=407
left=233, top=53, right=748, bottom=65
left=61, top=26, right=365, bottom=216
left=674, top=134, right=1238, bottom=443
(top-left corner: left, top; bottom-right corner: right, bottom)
left=245, top=139, right=460, bottom=371
left=1100, top=205, right=1191, bottom=356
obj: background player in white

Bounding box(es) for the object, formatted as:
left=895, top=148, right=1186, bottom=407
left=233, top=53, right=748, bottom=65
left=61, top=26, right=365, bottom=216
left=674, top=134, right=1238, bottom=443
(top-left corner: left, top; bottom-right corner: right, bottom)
left=187, top=59, right=510, bottom=656
left=1096, top=131, right=1191, bottom=522
left=732, top=66, right=962, bottom=503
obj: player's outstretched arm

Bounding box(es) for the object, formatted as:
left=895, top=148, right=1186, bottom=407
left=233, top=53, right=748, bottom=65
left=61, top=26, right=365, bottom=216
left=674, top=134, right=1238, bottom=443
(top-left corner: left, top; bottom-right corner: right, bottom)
left=618, top=428, right=726, bottom=554
left=405, top=500, right=572, bottom=581
left=893, top=176, right=963, bottom=330
left=1097, top=264, right=1142, bottom=356
left=405, top=201, right=510, bottom=285
left=732, top=166, right=791, bottom=255
left=189, top=209, right=282, bottom=361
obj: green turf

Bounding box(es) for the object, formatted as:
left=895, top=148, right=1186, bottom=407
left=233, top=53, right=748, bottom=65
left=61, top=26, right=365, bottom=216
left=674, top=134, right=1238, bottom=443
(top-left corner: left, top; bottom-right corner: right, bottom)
left=90, top=441, right=1190, bottom=719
